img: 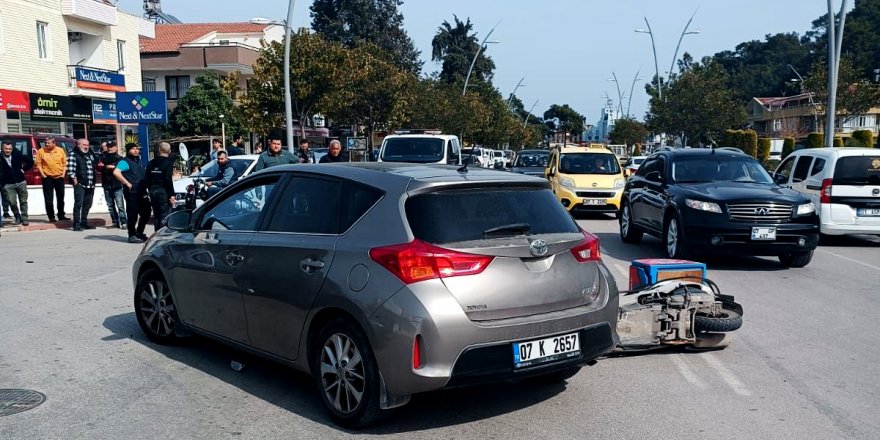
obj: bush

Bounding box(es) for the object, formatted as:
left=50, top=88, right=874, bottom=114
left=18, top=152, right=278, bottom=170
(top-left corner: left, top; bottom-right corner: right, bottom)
left=852, top=129, right=874, bottom=148
left=632, top=143, right=642, bottom=156
left=757, top=138, right=771, bottom=162
left=833, top=136, right=844, bottom=148
left=845, top=137, right=867, bottom=148
left=805, top=133, right=824, bottom=148
left=782, top=137, right=795, bottom=159
left=743, top=129, right=758, bottom=158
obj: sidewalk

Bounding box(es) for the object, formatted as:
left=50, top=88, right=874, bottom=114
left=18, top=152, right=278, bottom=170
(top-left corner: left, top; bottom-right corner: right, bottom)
left=0, top=214, right=113, bottom=233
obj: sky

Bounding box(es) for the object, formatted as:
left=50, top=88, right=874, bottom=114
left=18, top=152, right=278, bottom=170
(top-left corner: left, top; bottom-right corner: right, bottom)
left=120, top=0, right=843, bottom=125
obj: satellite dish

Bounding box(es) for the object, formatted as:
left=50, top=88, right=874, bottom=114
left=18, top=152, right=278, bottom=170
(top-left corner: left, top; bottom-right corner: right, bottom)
left=178, top=143, right=189, bottom=161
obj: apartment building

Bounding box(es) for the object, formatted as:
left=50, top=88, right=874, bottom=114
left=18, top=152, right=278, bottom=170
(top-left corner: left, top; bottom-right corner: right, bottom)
left=748, top=92, right=880, bottom=141
left=0, top=0, right=154, bottom=144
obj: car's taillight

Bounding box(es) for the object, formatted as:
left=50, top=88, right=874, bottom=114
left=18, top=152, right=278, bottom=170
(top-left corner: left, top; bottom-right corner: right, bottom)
left=412, top=335, right=423, bottom=369
left=820, top=178, right=833, bottom=204
left=369, top=239, right=494, bottom=284
left=571, top=230, right=601, bottom=262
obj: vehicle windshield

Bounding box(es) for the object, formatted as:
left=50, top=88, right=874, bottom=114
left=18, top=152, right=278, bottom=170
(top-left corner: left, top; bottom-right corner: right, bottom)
left=493, top=151, right=503, bottom=158
left=194, top=158, right=254, bottom=179
left=631, top=158, right=645, bottom=166
left=559, top=153, right=620, bottom=175
left=514, top=152, right=549, bottom=168
left=672, top=157, right=774, bottom=184
left=833, top=156, right=880, bottom=185
left=406, top=187, right=579, bottom=244
left=381, top=138, right=444, bottom=163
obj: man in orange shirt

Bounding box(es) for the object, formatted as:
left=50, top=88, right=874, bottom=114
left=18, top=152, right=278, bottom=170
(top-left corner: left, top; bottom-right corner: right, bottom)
left=35, top=137, right=69, bottom=222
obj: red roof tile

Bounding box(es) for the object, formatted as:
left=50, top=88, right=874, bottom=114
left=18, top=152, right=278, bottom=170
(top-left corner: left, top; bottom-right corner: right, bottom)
left=140, top=23, right=269, bottom=53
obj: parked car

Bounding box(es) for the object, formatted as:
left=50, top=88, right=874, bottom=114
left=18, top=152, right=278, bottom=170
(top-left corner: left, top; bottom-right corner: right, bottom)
left=135, top=163, right=619, bottom=427
left=546, top=144, right=626, bottom=217
left=0, top=133, right=77, bottom=185
left=172, top=155, right=259, bottom=210
left=620, top=148, right=819, bottom=266
left=623, top=155, right=647, bottom=177
left=510, top=149, right=549, bottom=177
left=772, top=147, right=880, bottom=236
left=378, top=132, right=462, bottom=165
left=462, top=147, right=492, bottom=168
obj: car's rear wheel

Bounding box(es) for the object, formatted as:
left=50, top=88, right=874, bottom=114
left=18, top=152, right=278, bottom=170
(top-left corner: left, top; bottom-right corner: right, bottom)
left=312, top=319, right=387, bottom=428
left=619, top=203, right=643, bottom=243
left=664, top=214, right=688, bottom=259
left=134, top=268, right=185, bottom=344
left=779, top=250, right=813, bottom=268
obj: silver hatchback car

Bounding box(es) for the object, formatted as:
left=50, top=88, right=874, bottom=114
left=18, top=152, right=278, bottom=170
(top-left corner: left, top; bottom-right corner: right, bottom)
left=132, top=163, right=619, bottom=427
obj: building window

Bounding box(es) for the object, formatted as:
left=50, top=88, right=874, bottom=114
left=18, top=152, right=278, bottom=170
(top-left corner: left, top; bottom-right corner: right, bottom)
left=773, top=119, right=782, bottom=131
left=143, top=78, right=157, bottom=92
left=37, top=21, right=49, bottom=60
left=117, top=40, right=126, bottom=71
left=165, top=75, right=191, bottom=100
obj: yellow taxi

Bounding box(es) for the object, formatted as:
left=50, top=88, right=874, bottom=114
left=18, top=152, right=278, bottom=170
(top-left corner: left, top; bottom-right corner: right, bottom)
left=545, top=144, right=626, bottom=217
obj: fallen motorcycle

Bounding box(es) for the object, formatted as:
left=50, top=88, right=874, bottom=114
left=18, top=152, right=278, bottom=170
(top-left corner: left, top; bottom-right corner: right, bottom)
left=616, top=277, right=743, bottom=352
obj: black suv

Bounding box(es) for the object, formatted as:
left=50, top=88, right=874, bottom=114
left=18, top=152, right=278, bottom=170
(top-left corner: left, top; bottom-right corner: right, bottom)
left=619, top=148, right=820, bottom=267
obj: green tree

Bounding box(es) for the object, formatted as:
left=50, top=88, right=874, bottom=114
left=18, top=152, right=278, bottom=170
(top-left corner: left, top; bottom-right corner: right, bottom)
left=167, top=72, right=240, bottom=139
left=802, top=56, right=880, bottom=130
left=711, top=32, right=814, bottom=101
left=646, top=58, right=746, bottom=146
left=807, top=0, right=880, bottom=80
left=431, top=16, right=496, bottom=85
left=610, top=117, right=650, bottom=147
left=310, top=0, right=422, bottom=74
left=746, top=130, right=758, bottom=158
left=543, top=104, right=585, bottom=138
left=782, top=137, right=796, bottom=158
left=757, top=137, right=771, bottom=162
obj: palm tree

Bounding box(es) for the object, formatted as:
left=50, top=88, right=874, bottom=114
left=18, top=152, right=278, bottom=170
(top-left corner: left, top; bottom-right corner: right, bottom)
left=431, top=15, right=496, bottom=85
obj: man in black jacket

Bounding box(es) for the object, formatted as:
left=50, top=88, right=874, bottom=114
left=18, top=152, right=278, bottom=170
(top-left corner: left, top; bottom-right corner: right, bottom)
left=319, top=140, right=345, bottom=163
left=0, top=140, right=34, bottom=226
left=67, top=138, right=98, bottom=231
left=101, top=142, right=127, bottom=229
left=227, top=134, right=245, bottom=156
left=112, top=143, right=151, bottom=243
left=144, top=142, right=176, bottom=231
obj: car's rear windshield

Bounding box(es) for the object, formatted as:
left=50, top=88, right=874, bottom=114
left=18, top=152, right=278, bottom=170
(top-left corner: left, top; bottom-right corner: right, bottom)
left=833, top=155, right=880, bottom=185
left=381, top=138, right=444, bottom=163
left=672, top=156, right=773, bottom=184
left=405, top=187, right=579, bottom=244
left=514, top=152, right=549, bottom=167
left=559, top=153, right=620, bottom=175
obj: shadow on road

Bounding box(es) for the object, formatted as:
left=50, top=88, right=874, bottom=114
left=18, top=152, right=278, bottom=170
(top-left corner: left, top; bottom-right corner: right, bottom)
left=102, top=312, right=568, bottom=433
left=84, top=234, right=130, bottom=243
left=819, top=234, right=880, bottom=247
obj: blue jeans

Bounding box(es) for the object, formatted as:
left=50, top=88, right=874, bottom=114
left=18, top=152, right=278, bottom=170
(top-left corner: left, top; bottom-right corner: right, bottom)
left=104, top=186, right=127, bottom=226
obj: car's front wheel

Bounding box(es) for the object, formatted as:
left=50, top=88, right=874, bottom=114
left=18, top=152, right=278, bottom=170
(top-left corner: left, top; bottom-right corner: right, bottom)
left=664, top=214, right=688, bottom=259
left=134, top=268, right=186, bottom=344
left=779, top=250, right=813, bottom=268
left=312, top=319, right=387, bottom=428
left=619, top=202, right=643, bottom=244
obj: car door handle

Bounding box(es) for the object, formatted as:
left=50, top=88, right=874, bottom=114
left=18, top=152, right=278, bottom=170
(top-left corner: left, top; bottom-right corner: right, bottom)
left=225, top=251, right=245, bottom=266
left=300, top=258, right=325, bottom=274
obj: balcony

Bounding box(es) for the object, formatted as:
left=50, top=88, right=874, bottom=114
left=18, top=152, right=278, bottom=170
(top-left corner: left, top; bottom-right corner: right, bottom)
left=61, top=0, right=118, bottom=26
left=140, top=42, right=261, bottom=75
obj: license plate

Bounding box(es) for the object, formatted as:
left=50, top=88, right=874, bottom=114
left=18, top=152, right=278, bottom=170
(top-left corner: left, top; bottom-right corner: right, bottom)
left=583, top=198, right=606, bottom=206
left=512, top=332, right=580, bottom=369
left=751, top=226, right=777, bottom=240
left=856, top=208, right=880, bottom=217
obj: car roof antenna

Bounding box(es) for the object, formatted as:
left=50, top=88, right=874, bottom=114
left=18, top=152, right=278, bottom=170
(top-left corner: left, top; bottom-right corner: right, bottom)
left=458, top=144, right=474, bottom=174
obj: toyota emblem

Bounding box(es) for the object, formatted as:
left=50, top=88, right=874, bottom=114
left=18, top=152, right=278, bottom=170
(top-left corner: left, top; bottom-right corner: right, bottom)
left=529, top=239, right=549, bottom=257
left=754, top=207, right=770, bottom=215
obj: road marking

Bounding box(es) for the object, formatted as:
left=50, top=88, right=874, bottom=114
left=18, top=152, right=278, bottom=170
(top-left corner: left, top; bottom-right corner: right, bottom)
left=671, top=354, right=707, bottom=389
left=817, top=249, right=880, bottom=271
left=701, top=353, right=752, bottom=396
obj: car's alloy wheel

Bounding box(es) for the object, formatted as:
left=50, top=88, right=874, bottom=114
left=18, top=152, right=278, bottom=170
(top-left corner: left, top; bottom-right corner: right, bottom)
left=619, top=203, right=643, bottom=243
left=313, top=319, right=386, bottom=428
left=134, top=270, right=184, bottom=344
left=665, top=216, right=686, bottom=259
left=320, top=333, right=366, bottom=415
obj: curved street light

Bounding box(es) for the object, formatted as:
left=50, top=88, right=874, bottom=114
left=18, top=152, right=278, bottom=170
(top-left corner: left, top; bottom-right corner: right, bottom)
left=463, top=20, right=501, bottom=96
left=627, top=69, right=643, bottom=118
left=251, top=0, right=296, bottom=150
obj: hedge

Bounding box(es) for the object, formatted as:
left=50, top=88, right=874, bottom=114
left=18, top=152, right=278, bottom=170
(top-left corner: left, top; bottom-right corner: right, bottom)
left=833, top=136, right=844, bottom=148
left=744, top=129, right=758, bottom=158
left=757, top=138, right=771, bottom=162
left=805, top=133, right=824, bottom=148
left=852, top=129, right=874, bottom=148
left=782, top=137, right=795, bottom=159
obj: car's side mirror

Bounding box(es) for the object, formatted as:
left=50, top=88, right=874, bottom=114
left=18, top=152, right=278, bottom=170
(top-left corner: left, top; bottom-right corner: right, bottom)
left=164, top=210, right=192, bottom=232
left=773, top=173, right=788, bottom=185
left=645, top=171, right=663, bottom=183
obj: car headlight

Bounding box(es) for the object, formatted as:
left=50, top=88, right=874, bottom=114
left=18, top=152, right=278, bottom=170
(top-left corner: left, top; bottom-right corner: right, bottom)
left=685, top=199, right=722, bottom=213
left=614, top=178, right=625, bottom=189
left=560, top=177, right=576, bottom=189
left=797, top=202, right=816, bottom=215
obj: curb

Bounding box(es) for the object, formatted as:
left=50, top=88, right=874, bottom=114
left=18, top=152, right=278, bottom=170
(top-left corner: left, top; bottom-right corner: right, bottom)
left=1, top=216, right=112, bottom=233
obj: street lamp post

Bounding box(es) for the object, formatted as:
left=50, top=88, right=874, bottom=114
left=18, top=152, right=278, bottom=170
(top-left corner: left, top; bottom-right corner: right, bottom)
left=669, top=13, right=700, bottom=79
left=219, top=114, right=226, bottom=148
left=506, top=76, right=526, bottom=110
left=788, top=64, right=819, bottom=131
left=523, top=100, right=539, bottom=129
left=627, top=69, right=643, bottom=118
left=251, top=0, right=296, bottom=152
left=462, top=21, right=500, bottom=96
left=634, top=20, right=661, bottom=100
left=608, top=73, right=624, bottom=115
left=825, top=0, right=850, bottom=148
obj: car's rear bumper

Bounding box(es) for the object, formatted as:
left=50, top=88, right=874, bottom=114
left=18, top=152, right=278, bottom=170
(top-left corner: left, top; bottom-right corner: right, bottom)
left=367, top=265, right=620, bottom=397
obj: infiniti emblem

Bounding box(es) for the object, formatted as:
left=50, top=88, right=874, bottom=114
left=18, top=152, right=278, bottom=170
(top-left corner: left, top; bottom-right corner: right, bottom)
left=754, top=207, right=770, bottom=215
left=529, top=239, right=549, bottom=257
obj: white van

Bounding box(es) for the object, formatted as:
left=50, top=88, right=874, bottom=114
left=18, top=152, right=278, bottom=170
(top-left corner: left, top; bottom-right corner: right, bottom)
left=378, top=133, right=462, bottom=165
left=773, top=147, right=880, bottom=235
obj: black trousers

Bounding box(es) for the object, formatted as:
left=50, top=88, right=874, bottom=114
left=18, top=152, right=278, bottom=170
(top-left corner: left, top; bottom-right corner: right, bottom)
left=42, top=177, right=66, bottom=219
left=72, top=184, right=95, bottom=227
left=123, top=187, right=151, bottom=238
left=148, top=188, right=171, bottom=232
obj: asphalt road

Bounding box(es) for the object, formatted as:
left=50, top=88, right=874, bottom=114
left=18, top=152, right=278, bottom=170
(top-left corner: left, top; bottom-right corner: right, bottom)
left=1, top=219, right=878, bottom=439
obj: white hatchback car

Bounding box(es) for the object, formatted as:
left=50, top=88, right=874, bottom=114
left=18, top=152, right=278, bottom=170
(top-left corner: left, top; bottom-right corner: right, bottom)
left=772, top=147, right=880, bottom=235
left=173, top=155, right=259, bottom=210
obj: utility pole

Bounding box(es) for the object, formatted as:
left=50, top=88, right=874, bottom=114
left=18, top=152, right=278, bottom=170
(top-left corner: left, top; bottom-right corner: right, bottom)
left=825, top=0, right=850, bottom=148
